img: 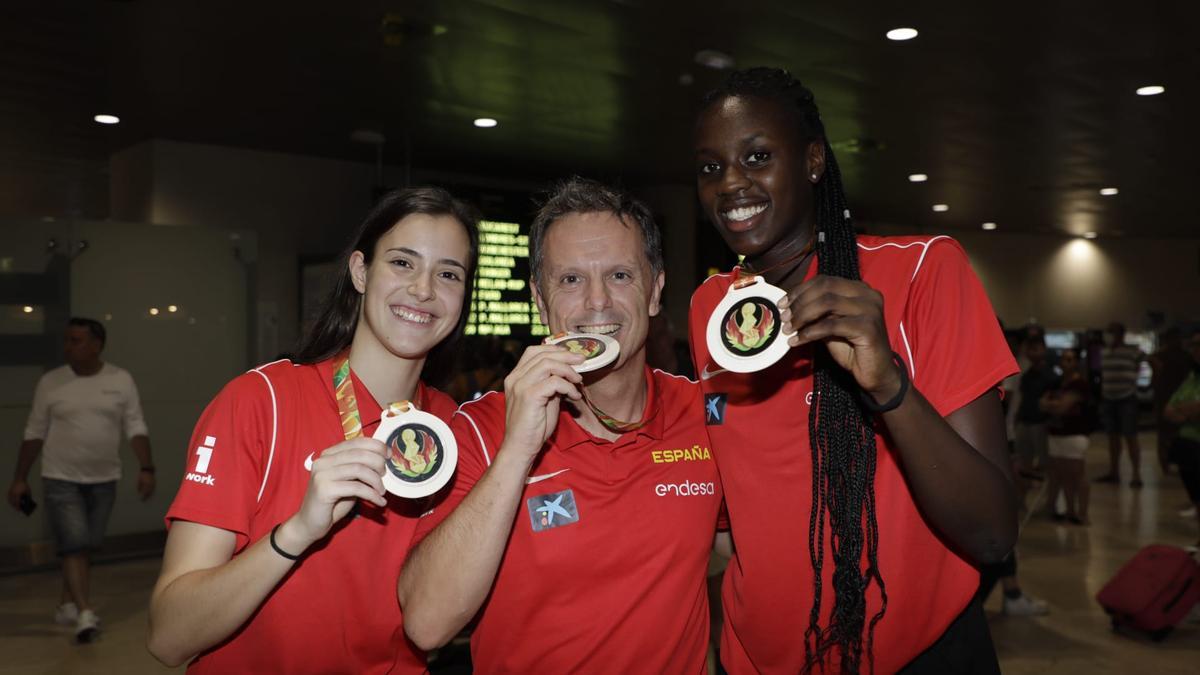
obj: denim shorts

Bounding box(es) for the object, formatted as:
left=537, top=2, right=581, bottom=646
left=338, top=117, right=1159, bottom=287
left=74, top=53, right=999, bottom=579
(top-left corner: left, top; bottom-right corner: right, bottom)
left=43, top=478, right=117, bottom=555
left=1100, top=396, right=1139, bottom=436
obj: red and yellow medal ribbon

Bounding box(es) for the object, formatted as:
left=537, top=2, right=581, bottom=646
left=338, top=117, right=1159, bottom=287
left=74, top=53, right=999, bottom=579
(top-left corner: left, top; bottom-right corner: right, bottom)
left=333, top=354, right=415, bottom=441
left=583, top=393, right=648, bottom=434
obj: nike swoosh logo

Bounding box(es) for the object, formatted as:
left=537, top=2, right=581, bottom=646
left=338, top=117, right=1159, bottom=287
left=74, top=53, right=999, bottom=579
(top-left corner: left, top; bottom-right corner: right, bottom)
left=525, top=468, right=571, bottom=485
left=700, top=364, right=727, bottom=381
left=304, top=453, right=314, bottom=472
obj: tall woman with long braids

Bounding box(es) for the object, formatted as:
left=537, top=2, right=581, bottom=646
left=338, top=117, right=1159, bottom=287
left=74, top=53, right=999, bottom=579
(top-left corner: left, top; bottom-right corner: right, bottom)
left=690, top=68, right=1018, bottom=673
left=147, top=187, right=478, bottom=673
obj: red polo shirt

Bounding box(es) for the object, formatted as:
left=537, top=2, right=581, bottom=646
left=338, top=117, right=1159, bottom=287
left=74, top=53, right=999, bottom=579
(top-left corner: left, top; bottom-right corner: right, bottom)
left=413, top=367, right=721, bottom=674
left=689, top=235, right=1017, bottom=674
left=165, top=358, right=456, bottom=674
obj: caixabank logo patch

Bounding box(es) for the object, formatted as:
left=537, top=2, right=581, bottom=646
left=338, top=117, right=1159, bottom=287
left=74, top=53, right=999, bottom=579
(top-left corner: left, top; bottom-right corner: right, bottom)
left=527, top=489, right=580, bottom=532
left=704, top=393, right=727, bottom=425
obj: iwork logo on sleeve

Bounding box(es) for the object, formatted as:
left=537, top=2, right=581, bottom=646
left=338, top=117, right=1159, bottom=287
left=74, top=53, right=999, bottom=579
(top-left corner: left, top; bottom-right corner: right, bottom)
left=185, top=435, right=217, bottom=486
left=527, top=489, right=580, bottom=533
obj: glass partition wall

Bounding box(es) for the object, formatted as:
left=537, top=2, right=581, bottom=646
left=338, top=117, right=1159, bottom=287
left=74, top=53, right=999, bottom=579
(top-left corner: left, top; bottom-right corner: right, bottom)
left=0, top=218, right=255, bottom=567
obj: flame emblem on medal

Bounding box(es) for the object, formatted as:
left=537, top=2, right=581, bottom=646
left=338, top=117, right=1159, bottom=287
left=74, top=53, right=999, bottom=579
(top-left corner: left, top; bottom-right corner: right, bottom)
left=722, top=300, right=779, bottom=355
left=385, top=424, right=443, bottom=481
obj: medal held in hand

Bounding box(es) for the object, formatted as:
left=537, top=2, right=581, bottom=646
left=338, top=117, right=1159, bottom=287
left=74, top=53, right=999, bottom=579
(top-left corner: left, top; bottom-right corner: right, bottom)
left=544, top=332, right=620, bottom=373
left=333, top=355, right=456, bottom=499
left=374, top=400, right=458, bottom=499
left=706, top=275, right=796, bottom=373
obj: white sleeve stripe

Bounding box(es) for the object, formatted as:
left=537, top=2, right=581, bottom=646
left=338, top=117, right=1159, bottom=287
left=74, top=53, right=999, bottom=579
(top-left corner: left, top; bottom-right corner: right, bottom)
left=855, top=235, right=951, bottom=282
left=911, top=235, right=950, bottom=281
left=898, top=321, right=916, bottom=380
left=454, top=408, right=492, bottom=467
left=249, top=368, right=279, bottom=503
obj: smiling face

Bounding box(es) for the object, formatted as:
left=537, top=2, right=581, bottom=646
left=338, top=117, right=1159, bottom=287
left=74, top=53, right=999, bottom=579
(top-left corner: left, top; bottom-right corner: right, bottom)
left=694, top=95, right=825, bottom=260
left=532, top=211, right=664, bottom=371
left=350, top=213, right=471, bottom=360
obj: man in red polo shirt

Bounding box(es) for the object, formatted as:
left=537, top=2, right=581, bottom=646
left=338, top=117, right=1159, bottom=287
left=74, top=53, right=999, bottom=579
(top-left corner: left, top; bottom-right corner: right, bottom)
left=399, top=178, right=723, bottom=673
left=690, top=235, right=1017, bottom=674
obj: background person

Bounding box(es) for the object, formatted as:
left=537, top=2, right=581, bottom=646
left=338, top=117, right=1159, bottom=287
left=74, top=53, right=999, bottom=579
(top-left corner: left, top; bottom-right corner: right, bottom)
left=1095, top=322, right=1145, bottom=487
left=7, top=317, right=154, bottom=642
left=1041, top=349, right=1092, bottom=525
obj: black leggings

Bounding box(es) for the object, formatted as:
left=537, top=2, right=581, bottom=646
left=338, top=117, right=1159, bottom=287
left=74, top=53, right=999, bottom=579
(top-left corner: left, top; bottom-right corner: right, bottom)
left=1172, top=437, right=1200, bottom=503
left=897, top=598, right=1000, bottom=675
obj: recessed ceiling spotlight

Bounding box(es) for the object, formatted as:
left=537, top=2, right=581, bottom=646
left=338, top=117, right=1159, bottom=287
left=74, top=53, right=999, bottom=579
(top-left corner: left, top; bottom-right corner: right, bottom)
left=932, top=204, right=949, bottom=212
left=981, top=222, right=998, bottom=231
left=23, top=305, right=34, bottom=313
left=908, top=173, right=928, bottom=183
left=473, top=117, right=498, bottom=128
left=694, top=49, right=735, bottom=70
left=886, top=27, right=919, bottom=41
left=1136, top=85, right=1165, bottom=96
left=94, top=114, right=120, bottom=125
left=1082, top=231, right=1098, bottom=239
left=149, top=307, right=160, bottom=316
left=1099, top=187, right=1119, bottom=196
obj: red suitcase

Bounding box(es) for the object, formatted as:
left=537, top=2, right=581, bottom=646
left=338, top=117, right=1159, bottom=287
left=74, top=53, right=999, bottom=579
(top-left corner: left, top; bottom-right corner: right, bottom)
left=1096, top=544, right=1200, bottom=640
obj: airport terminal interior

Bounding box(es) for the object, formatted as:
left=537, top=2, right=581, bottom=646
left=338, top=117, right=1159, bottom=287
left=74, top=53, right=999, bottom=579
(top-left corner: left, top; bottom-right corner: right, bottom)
left=2, top=1, right=1198, bottom=673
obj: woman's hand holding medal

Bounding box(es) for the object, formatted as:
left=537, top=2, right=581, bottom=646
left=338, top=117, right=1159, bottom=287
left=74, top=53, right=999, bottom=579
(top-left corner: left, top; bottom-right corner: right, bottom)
left=282, top=437, right=389, bottom=551
left=778, top=275, right=904, bottom=406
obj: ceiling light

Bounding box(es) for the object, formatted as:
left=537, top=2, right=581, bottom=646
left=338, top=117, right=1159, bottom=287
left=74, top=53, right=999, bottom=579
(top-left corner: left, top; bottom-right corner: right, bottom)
left=908, top=173, right=928, bottom=183
left=1135, top=85, right=1165, bottom=96
left=694, top=49, right=735, bottom=70
left=94, top=114, right=120, bottom=125
left=23, top=305, right=34, bottom=313
left=473, top=118, right=498, bottom=128
left=1099, top=187, right=1119, bottom=196
left=149, top=307, right=160, bottom=316
left=886, top=28, right=919, bottom=41
left=981, top=222, right=998, bottom=231
left=168, top=305, right=178, bottom=313
left=932, top=204, right=949, bottom=212
left=1082, top=232, right=1098, bottom=239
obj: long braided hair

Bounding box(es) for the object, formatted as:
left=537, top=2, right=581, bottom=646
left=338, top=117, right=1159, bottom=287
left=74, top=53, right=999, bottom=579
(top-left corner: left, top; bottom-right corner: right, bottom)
left=701, top=68, right=887, bottom=673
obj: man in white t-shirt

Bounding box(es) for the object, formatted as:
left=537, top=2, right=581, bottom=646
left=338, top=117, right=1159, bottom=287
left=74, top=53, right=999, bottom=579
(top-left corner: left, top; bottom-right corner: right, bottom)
left=7, top=318, right=155, bottom=642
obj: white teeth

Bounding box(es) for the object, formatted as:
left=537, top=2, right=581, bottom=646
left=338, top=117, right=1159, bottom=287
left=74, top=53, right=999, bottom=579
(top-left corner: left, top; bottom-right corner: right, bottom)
left=723, top=204, right=767, bottom=222
left=577, top=323, right=620, bottom=335
left=391, top=306, right=432, bottom=324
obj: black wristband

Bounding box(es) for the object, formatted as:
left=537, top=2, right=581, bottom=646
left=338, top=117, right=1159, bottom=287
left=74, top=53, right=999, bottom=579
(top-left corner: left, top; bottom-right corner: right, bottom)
left=139, top=465, right=155, bottom=474
left=269, top=524, right=301, bottom=561
left=859, top=352, right=910, bottom=414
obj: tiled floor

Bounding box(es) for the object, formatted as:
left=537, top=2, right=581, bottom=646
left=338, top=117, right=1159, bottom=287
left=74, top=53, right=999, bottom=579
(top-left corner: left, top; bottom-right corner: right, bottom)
left=984, top=432, right=1199, bottom=674
left=1, top=432, right=1196, bottom=674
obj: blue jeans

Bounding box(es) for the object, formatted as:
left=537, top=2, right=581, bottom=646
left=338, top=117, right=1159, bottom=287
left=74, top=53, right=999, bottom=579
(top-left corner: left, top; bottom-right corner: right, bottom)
left=43, top=479, right=117, bottom=555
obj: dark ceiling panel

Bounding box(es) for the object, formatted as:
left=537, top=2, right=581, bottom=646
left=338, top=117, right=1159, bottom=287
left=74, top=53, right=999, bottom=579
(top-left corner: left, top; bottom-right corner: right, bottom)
left=0, top=0, right=1196, bottom=237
